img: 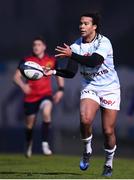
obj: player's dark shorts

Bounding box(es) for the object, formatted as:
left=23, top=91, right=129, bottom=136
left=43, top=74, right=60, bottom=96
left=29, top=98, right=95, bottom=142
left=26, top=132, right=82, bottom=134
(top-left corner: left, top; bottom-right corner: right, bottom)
left=24, top=96, right=53, bottom=116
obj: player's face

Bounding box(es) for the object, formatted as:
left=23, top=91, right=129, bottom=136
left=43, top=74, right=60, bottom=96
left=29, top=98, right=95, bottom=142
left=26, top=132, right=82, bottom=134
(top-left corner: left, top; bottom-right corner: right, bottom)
left=79, top=16, right=97, bottom=38
left=33, top=40, right=46, bottom=56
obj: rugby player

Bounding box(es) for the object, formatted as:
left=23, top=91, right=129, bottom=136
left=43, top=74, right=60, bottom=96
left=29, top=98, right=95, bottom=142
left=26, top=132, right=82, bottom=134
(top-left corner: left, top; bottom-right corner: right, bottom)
left=44, top=13, right=120, bottom=177
left=13, top=37, right=64, bottom=157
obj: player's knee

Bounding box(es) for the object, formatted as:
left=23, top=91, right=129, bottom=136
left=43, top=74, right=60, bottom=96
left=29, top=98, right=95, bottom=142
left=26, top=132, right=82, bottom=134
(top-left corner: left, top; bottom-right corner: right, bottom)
left=80, top=112, right=92, bottom=125
left=26, top=123, right=34, bottom=129
left=25, top=120, right=34, bottom=129
left=43, top=114, right=51, bottom=123
left=43, top=118, right=51, bottom=123
left=103, top=127, right=114, bottom=136
left=43, top=108, right=51, bottom=119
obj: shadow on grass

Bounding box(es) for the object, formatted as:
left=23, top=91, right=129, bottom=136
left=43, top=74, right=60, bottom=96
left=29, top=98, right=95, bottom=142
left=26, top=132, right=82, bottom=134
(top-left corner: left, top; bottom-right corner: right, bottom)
left=0, top=171, right=81, bottom=176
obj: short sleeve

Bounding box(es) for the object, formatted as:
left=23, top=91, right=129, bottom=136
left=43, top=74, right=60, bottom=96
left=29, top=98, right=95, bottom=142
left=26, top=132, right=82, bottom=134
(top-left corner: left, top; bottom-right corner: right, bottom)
left=70, top=38, right=81, bottom=54
left=18, top=59, right=26, bottom=69
left=94, top=37, right=113, bottom=59
left=70, top=43, right=77, bottom=53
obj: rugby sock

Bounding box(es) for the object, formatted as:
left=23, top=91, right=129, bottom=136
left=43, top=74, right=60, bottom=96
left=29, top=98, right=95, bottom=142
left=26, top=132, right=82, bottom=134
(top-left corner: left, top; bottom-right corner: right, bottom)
left=82, top=134, right=93, bottom=154
left=42, top=122, right=51, bottom=143
left=25, top=128, right=33, bottom=143
left=104, top=145, right=117, bottom=168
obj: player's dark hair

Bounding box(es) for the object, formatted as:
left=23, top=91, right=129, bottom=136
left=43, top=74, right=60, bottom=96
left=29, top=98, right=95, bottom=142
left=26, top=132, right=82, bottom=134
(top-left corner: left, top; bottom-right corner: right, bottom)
left=33, top=36, right=46, bottom=44
left=80, top=12, right=101, bottom=34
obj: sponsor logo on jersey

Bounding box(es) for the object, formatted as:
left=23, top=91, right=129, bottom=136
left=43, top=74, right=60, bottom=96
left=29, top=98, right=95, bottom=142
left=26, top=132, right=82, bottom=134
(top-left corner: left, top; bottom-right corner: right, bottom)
left=81, top=69, right=108, bottom=78
left=100, top=97, right=115, bottom=106
left=45, top=61, right=54, bottom=69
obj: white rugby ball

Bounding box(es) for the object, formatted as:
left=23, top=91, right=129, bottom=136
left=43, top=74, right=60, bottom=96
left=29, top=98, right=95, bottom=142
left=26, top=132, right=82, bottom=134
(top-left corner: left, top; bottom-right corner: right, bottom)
left=19, top=61, right=44, bottom=80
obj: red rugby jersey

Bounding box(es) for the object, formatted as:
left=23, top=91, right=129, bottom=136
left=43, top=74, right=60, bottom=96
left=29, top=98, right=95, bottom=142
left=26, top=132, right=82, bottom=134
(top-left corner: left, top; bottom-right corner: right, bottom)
left=22, top=54, right=56, bottom=103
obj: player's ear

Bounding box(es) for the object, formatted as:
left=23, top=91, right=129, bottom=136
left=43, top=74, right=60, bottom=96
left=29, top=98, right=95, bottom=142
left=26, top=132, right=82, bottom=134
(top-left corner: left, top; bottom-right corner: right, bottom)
left=44, top=44, right=47, bottom=51
left=93, top=24, right=97, bottom=31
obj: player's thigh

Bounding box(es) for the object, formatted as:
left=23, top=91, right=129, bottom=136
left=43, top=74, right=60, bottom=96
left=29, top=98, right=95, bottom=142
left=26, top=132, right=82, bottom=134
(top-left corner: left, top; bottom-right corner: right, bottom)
left=101, top=107, right=118, bottom=134
left=99, top=88, right=120, bottom=134
left=80, top=98, right=99, bottom=124
left=40, top=99, right=53, bottom=122
left=99, top=88, right=121, bottom=111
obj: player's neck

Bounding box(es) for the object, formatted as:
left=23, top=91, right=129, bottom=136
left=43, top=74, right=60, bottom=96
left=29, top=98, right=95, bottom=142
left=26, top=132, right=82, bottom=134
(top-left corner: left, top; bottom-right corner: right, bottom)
left=37, top=53, right=45, bottom=59
left=83, top=31, right=97, bottom=43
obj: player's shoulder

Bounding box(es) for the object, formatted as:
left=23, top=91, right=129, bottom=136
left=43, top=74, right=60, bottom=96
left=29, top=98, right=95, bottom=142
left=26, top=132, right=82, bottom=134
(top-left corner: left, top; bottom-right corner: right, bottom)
left=71, top=37, right=82, bottom=46
left=23, top=55, right=36, bottom=61
left=70, top=38, right=82, bottom=52
left=98, top=34, right=112, bottom=45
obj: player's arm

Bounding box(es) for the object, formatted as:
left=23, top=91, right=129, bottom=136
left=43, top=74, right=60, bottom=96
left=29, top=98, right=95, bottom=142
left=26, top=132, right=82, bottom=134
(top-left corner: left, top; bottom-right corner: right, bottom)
left=44, top=58, right=78, bottom=78
left=56, top=58, right=78, bottom=78
left=13, top=69, right=31, bottom=94
left=56, top=76, right=64, bottom=90
left=53, top=76, right=64, bottom=104
left=55, top=69, right=75, bottom=78
left=55, top=43, right=104, bottom=67
left=70, top=52, right=104, bottom=67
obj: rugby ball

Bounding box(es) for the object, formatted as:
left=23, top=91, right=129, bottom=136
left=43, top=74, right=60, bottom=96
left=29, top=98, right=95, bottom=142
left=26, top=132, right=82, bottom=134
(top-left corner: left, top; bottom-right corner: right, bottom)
left=19, top=61, right=44, bottom=80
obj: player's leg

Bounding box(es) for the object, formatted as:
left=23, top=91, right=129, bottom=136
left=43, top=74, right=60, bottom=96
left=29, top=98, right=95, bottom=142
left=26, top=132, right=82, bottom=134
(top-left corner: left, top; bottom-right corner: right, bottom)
left=25, top=114, right=36, bottom=157
left=80, top=97, right=99, bottom=170
left=40, top=99, right=53, bottom=155
left=24, top=102, right=38, bottom=158
left=101, top=108, right=118, bottom=176
left=100, top=89, right=120, bottom=176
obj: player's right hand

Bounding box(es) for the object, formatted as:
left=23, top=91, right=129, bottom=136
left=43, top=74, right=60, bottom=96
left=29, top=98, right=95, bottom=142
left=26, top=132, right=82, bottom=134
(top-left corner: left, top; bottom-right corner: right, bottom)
left=22, top=84, right=31, bottom=95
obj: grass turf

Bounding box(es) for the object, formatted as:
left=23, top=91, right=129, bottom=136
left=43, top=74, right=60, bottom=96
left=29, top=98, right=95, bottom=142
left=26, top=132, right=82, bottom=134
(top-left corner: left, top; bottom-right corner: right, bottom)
left=0, top=154, right=134, bottom=179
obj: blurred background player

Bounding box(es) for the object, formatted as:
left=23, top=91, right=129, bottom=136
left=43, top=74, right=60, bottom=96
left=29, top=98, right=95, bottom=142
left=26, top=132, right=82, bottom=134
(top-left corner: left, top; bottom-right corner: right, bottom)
left=13, top=37, right=64, bottom=157
left=44, top=12, right=120, bottom=177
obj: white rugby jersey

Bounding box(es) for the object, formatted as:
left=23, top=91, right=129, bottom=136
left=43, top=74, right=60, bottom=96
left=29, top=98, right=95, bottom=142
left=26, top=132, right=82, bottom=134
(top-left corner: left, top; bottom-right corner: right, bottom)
left=70, top=34, right=120, bottom=90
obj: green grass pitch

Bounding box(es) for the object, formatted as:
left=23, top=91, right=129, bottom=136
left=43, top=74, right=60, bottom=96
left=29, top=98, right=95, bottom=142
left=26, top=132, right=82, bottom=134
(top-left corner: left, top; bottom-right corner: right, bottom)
left=0, top=154, right=134, bottom=179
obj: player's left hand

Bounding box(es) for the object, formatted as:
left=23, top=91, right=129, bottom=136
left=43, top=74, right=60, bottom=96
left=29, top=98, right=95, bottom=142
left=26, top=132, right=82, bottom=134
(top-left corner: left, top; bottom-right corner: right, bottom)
left=55, top=43, right=72, bottom=58
left=42, top=66, right=53, bottom=76
left=43, top=69, right=54, bottom=76
left=53, top=91, right=64, bottom=104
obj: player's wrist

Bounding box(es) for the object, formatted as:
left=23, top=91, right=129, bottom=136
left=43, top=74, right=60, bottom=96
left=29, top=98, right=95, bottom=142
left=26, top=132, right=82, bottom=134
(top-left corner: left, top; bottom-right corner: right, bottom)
left=70, top=52, right=76, bottom=59
left=69, top=49, right=72, bottom=57
left=58, top=86, right=64, bottom=92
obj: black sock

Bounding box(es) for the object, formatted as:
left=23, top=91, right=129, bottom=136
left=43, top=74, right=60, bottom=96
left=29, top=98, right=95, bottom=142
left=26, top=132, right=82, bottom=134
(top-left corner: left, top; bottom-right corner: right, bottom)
left=25, top=128, right=33, bottom=144
left=41, top=122, right=51, bottom=143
